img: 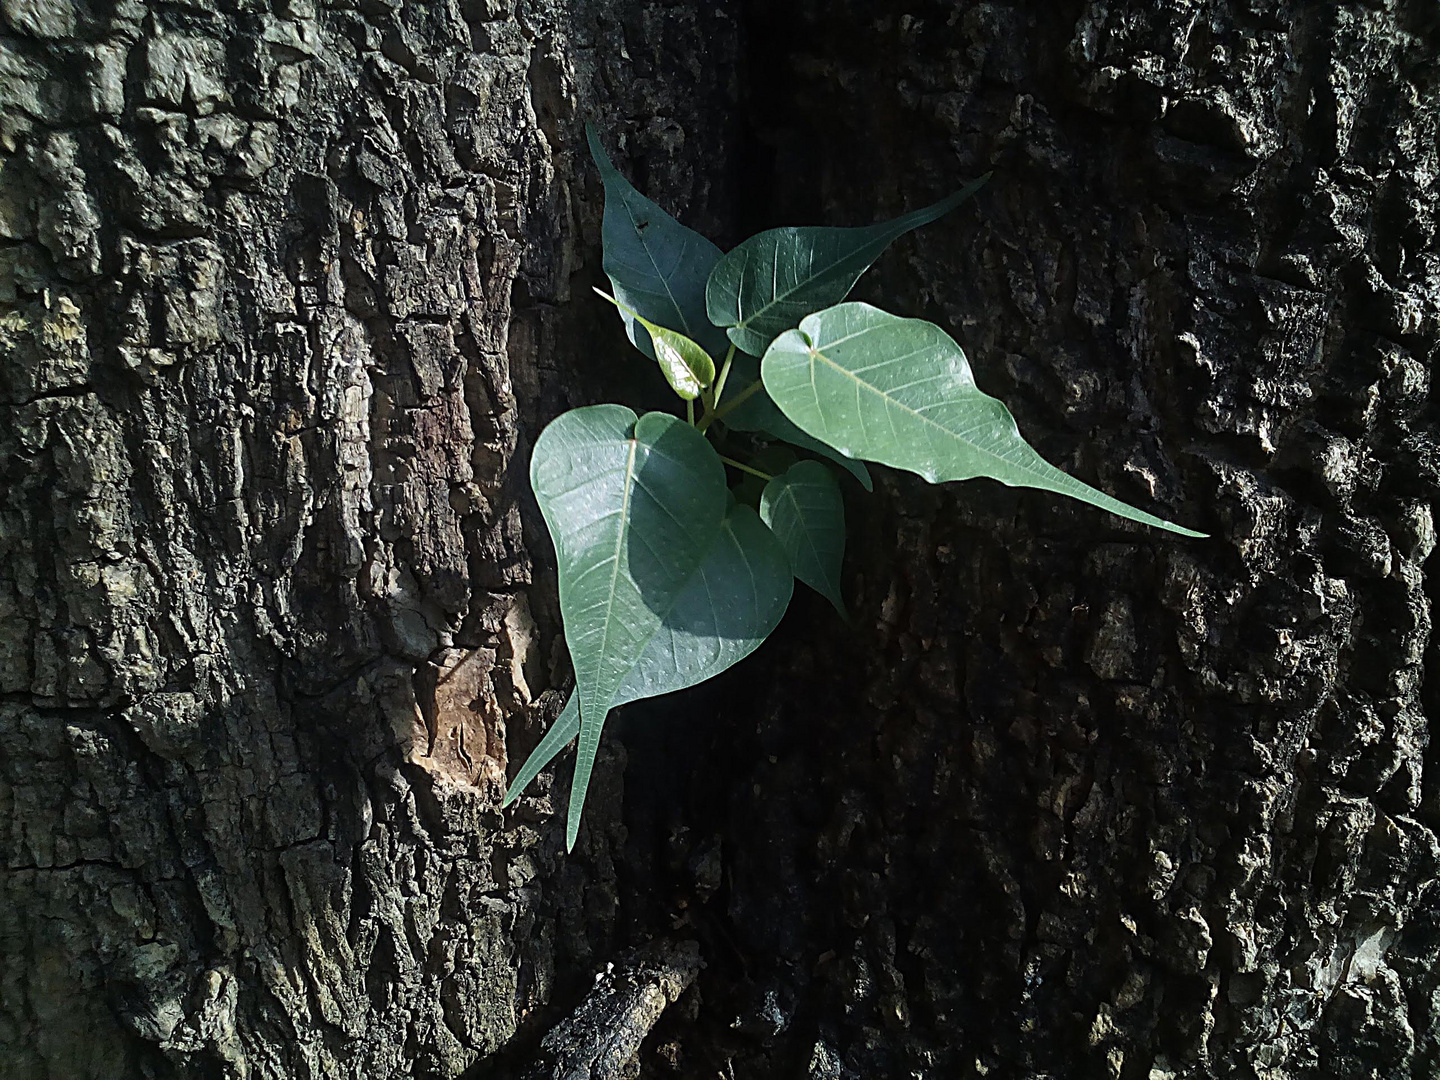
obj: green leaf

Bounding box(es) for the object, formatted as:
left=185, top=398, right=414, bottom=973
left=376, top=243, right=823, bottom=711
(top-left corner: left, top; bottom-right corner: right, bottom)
left=706, top=175, right=990, bottom=355
left=719, top=350, right=874, bottom=491
left=761, top=303, right=1207, bottom=538
left=503, top=499, right=792, bottom=816
left=501, top=694, right=581, bottom=811
left=531, top=405, right=727, bottom=849
left=594, top=288, right=715, bottom=400
left=588, top=125, right=730, bottom=361
left=529, top=408, right=796, bottom=847
left=761, top=460, right=848, bottom=617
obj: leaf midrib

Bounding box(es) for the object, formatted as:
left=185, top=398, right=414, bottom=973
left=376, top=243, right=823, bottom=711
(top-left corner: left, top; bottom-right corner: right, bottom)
left=778, top=485, right=827, bottom=572
left=730, top=185, right=978, bottom=334
left=595, top=505, right=743, bottom=722
left=587, top=436, right=640, bottom=725
left=797, top=338, right=1197, bottom=536
left=585, top=443, right=741, bottom=720
left=732, top=226, right=889, bottom=332
left=802, top=342, right=1059, bottom=489
left=620, top=191, right=701, bottom=341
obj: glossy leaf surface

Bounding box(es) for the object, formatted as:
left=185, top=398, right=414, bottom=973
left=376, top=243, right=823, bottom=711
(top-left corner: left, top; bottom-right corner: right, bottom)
left=719, top=351, right=873, bottom=491
left=762, top=303, right=1206, bottom=537
left=706, top=175, right=989, bottom=355
left=503, top=501, right=792, bottom=814
left=594, top=288, right=714, bottom=399
left=761, top=461, right=848, bottom=616
left=588, top=125, right=730, bottom=360
left=530, top=406, right=727, bottom=848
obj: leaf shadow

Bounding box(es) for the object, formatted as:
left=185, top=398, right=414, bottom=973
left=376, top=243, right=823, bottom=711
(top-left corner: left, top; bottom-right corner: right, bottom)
left=625, top=420, right=793, bottom=691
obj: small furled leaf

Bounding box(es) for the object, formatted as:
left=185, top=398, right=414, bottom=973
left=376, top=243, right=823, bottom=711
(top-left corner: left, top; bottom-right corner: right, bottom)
left=706, top=175, right=990, bottom=355
left=761, top=460, right=848, bottom=616
left=719, top=350, right=874, bottom=491
left=531, top=405, right=727, bottom=849
left=761, top=303, right=1207, bottom=538
left=594, top=288, right=715, bottom=399
left=588, top=125, right=730, bottom=360
left=503, top=500, right=792, bottom=811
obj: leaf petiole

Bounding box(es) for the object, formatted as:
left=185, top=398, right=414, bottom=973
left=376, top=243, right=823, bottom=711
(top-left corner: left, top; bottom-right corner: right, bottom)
left=711, top=344, right=736, bottom=409
left=709, top=378, right=763, bottom=423
left=687, top=399, right=695, bottom=426
left=593, top=286, right=714, bottom=401
left=697, top=345, right=738, bottom=433
left=718, top=455, right=773, bottom=481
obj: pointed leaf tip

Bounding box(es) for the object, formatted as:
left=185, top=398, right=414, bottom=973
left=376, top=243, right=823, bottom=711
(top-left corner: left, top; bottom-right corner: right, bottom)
left=760, top=302, right=1206, bottom=538
left=499, top=693, right=582, bottom=809
left=706, top=175, right=988, bottom=355
left=588, top=126, right=729, bottom=360
left=525, top=406, right=792, bottom=849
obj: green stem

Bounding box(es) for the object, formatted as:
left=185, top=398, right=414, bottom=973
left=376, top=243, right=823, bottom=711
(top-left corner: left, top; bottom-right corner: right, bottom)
left=697, top=345, right=737, bottom=434
left=686, top=399, right=695, bottom=426
left=710, top=378, right=763, bottom=422
left=718, top=455, right=773, bottom=481
left=711, top=344, right=736, bottom=409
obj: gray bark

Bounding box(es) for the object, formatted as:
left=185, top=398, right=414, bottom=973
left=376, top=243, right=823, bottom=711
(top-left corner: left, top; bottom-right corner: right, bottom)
left=0, top=1, right=736, bottom=1077
left=2, top=2, right=1437, bottom=1080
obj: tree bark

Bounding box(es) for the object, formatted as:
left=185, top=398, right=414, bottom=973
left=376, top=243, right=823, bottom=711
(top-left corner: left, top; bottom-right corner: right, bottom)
left=697, top=4, right=1440, bottom=1079
left=2, top=2, right=1437, bottom=1080
left=0, top=1, right=738, bottom=1076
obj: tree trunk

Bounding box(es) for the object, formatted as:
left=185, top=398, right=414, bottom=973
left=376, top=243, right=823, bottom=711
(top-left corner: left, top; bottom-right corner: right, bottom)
left=0, top=1, right=738, bottom=1076
left=2, top=2, right=1436, bottom=1080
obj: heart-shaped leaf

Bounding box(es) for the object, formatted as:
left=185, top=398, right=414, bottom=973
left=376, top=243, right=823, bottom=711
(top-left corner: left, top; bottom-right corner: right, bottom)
left=762, top=303, right=1207, bottom=537
left=503, top=500, right=792, bottom=811
left=588, top=125, right=730, bottom=360
left=530, top=405, right=728, bottom=849
left=719, top=350, right=873, bottom=491
left=761, top=461, right=848, bottom=617
left=593, top=288, right=715, bottom=399
left=706, top=175, right=989, bottom=355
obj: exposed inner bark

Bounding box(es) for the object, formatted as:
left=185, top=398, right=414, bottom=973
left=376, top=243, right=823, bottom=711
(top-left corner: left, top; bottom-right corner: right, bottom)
left=1, top=2, right=1437, bottom=1079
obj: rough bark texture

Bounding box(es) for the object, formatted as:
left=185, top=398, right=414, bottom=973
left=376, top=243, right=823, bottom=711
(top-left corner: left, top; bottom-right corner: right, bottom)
left=2, top=1, right=1438, bottom=1079
left=0, top=1, right=737, bottom=1076
left=686, top=3, right=1440, bottom=1078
